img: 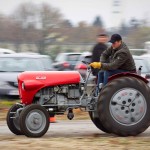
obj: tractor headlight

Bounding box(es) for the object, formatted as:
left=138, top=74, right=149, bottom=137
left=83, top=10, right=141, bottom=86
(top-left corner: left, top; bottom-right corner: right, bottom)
left=22, top=82, right=25, bottom=90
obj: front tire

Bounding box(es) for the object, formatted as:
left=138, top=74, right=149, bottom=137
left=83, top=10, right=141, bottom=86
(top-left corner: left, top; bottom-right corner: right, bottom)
left=19, top=104, right=50, bottom=137
left=98, top=77, right=150, bottom=136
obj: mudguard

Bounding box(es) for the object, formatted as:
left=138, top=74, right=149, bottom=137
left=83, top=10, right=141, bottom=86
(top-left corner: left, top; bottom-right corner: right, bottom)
left=108, top=72, right=149, bottom=84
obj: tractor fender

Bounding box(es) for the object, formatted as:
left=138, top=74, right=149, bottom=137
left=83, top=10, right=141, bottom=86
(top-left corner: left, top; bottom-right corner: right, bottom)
left=108, top=72, right=149, bottom=84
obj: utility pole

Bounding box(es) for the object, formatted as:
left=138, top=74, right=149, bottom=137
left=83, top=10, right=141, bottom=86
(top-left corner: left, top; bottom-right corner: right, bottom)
left=111, top=0, right=124, bottom=29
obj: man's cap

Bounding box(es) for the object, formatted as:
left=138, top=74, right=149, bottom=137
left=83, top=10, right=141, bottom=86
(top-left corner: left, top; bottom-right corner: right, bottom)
left=109, top=34, right=122, bottom=43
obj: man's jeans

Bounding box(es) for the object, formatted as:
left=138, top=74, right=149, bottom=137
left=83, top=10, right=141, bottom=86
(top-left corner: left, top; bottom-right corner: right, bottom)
left=96, top=69, right=130, bottom=95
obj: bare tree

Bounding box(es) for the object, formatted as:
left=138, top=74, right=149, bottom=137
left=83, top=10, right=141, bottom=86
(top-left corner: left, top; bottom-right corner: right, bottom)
left=0, top=13, right=24, bottom=51
left=10, top=2, right=65, bottom=53
left=36, top=3, right=64, bottom=53
left=126, top=27, right=150, bottom=48
left=93, top=16, right=104, bottom=28
left=12, top=2, right=38, bottom=29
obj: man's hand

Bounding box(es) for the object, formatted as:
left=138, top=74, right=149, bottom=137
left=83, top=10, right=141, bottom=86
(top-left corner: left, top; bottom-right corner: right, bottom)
left=90, top=62, right=102, bottom=69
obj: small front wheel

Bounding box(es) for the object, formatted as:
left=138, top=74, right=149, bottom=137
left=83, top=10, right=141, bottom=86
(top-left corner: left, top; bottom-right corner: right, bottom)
left=19, top=104, right=49, bottom=138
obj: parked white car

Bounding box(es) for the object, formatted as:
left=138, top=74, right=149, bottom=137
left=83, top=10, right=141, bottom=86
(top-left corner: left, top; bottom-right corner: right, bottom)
left=0, top=53, right=53, bottom=98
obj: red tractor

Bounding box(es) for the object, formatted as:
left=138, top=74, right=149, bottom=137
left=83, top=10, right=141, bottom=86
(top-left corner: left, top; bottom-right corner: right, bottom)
left=7, top=61, right=150, bottom=137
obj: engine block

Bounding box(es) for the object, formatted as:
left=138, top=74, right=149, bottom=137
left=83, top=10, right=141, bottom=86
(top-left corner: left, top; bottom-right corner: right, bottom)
left=34, top=84, right=82, bottom=112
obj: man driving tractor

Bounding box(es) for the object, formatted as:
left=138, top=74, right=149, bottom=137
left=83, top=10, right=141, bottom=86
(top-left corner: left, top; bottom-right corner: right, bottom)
left=90, top=34, right=136, bottom=86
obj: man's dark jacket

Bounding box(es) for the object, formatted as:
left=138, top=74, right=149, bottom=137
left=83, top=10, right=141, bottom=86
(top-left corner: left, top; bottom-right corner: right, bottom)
left=91, top=43, right=107, bottom=75
left=100, top=42, right=136, bottom=71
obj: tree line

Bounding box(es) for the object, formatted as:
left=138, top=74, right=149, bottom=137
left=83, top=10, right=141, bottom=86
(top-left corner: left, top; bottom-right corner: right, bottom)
left=0, top=2, right=149, bottom=57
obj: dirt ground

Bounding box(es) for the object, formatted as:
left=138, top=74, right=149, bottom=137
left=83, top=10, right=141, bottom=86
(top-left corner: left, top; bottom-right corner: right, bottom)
left=0, top=108, right=150, bottom=150
left=0, top=134, right=150, bottom=150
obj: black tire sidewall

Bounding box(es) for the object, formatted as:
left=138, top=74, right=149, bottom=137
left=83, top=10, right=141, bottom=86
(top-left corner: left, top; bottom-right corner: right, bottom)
left=88, top=111, right=110, bottom=133
left=6, top=104, right=23, bottom=135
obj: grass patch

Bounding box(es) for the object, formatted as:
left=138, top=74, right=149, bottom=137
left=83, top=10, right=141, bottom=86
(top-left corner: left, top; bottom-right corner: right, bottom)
left=0, top=99, right=19, bottom=109
left=0, top=99, right=20, bottom=121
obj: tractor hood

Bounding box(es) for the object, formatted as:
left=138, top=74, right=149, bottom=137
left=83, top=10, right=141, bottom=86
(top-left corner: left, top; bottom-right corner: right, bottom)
left=18, top=71, right=81, bottom=87
left=18, top=71, right=81, bottom=105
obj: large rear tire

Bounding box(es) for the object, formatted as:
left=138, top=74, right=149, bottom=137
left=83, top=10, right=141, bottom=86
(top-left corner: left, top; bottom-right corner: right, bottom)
left=7, top=104, right=23, bottom=135
left=97, top=77, right=150, bottom=136
left=19, top=104, right=50, bottom=137
left=89, top=111, right=111, bottom=133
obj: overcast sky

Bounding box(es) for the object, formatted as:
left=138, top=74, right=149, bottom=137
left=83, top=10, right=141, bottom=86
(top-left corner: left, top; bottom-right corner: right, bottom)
left=0, top=0, right=150, bottom=28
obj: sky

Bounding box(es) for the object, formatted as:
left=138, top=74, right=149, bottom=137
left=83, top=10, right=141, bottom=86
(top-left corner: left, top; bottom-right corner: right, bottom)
left=0, top=0, right=150, bottom=28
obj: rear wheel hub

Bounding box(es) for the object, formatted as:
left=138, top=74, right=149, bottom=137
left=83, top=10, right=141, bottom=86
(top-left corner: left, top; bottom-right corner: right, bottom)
left=110, top=88, right=147, bottom=126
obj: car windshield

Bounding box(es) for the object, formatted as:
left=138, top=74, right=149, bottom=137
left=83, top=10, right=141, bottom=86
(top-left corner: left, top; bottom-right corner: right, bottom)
left=66, top=54, right=81, bottom=64
left=67, top=54, right=80, bottom=61
left=55, top=53, right=81, bottom=63
left=0, top=57, right=52, bottom=72
left=82, top=56, right=91, bottom=63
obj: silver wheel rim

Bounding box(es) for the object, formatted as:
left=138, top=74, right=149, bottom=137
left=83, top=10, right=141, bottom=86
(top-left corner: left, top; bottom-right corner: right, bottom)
left=109, top=88, right=147, bottom=126
left=25, top=109, right=47, bottom=133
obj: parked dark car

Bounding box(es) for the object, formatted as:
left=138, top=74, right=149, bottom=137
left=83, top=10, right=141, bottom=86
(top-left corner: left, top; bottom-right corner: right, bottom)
left=0, top=53, right=53, bottom=98
left=52, top=52, right=82, bottom=71
left=74, top=52, right=92, bottom=78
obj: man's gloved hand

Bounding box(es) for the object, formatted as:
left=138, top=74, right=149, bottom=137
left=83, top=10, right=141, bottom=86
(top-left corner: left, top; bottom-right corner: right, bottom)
left=89, top=62, right=102, bottom=69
